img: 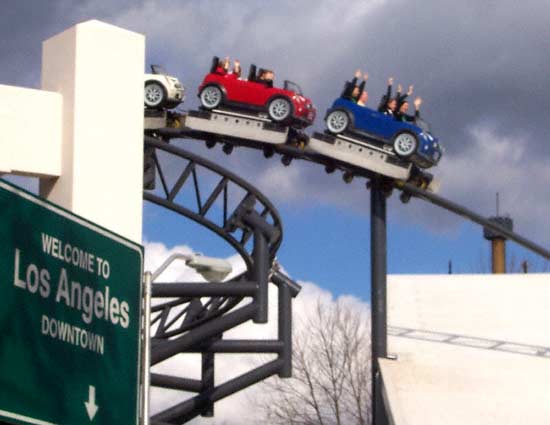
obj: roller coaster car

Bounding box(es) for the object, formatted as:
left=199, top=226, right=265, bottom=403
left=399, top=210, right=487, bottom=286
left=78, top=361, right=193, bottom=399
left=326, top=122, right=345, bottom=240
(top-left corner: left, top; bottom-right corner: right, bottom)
left=197, top=56, right=316, bottom=129
left=144, top=65, right=185, bottom=110
left=323, top=96, right=442, bottom=169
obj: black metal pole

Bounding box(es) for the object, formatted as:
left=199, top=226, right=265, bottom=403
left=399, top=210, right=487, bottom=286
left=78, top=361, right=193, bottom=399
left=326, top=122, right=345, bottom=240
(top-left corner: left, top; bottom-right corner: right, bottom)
left=152, top=358, right=284, bottom=424
left=151, top=374, right=202, bottom=392
left=370, top=180, right=388, bottom=425
left=152, top=281, right=258, bottom=297
left=201, top=348, right=215, bottom=417
left=278, top=280, right=292, bottom=377
left=151, top=303, right=257, bottom=365
left=253, top=227, right=269, bottom=323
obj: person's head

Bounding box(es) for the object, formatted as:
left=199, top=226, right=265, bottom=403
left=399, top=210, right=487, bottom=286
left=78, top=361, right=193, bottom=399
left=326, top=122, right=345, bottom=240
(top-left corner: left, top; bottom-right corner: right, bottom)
left=399, top=101, right=409, bottom=113
left=259, top=69, right=274, bottom=81
left=351, top=86, right=360, bottom=100
left=358, top=90, right=368, bottom=105
left=218, top=57, right=229, bottom=72
left=388, top=98, right=397, bottom=111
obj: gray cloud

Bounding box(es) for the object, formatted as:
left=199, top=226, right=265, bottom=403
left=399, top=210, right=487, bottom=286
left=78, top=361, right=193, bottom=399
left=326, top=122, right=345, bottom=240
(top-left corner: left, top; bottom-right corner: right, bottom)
left=1, top=0, right=548, bottom=242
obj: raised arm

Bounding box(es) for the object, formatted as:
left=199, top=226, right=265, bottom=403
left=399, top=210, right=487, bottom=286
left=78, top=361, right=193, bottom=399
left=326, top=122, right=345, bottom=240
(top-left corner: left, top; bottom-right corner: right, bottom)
left=414, top=97, right=422, bottom=119
left=357, top=72, right=369, bottom=94
left=386, top=77, right=394, bottom=99
left=378, top=77, right=394, bottom=111
left=232, top=59, right=241, bottom=77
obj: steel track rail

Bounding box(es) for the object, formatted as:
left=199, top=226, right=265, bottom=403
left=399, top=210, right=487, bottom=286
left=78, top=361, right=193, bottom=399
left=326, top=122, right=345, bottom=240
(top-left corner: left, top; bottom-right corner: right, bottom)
left=152, top=120, right=549, bottom=261
left=401, top=182, right=550, bottom=259
left=144, top=135, right=283, bottom=265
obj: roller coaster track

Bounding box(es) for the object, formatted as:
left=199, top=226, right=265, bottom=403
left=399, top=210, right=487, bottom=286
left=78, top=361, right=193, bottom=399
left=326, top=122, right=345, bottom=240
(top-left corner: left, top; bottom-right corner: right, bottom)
left=144, top=135, right=283, bottom=267
left=143, top=110, right=548, bottom=424
left=400, top=182, right=550, bottom=259
left=150, top=111, right=549, bottom=259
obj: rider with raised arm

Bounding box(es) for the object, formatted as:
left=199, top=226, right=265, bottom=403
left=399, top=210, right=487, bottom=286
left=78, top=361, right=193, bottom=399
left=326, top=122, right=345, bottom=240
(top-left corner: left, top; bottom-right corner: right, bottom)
left=395, top=97, right=422, bottom=122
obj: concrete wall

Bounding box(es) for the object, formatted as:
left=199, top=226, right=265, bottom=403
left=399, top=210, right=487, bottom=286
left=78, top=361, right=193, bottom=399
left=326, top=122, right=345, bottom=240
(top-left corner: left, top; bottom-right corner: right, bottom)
left=0, top=85, right=62, bottom=176
left=388, top=273, right=550, bottom=345
left=380, top=273, right=550, bottom=425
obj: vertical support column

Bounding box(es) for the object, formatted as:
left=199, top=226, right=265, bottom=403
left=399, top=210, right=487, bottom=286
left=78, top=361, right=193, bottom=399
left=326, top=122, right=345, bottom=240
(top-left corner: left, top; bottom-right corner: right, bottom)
left=253, top=227, right=269, bottom=324
left=370, top=180, right=388, bottom=425
left=201, top=350, right=215, bottom=417
left=40, top=20, right=145, bottom=242
left=278, top=282, right=292, bottom=378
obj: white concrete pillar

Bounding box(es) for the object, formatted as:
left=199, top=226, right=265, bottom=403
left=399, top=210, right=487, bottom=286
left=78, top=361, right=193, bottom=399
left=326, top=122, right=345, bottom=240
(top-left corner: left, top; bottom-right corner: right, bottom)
left=40, top=20, right=145, bottom=243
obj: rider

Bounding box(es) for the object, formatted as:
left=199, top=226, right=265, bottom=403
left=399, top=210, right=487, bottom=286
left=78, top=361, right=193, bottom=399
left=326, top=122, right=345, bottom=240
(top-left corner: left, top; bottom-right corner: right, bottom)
left=258, top=69, right=274, bottom=88
left=395, top=97, right=422, bottom=122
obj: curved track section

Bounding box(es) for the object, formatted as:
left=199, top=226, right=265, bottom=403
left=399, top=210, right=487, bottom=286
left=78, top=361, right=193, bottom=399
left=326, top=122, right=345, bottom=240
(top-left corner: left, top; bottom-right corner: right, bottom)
left=144, top=134, right=284, bottom=340
left=144, top=135, right=283, bottom=268
left=144, top=134, right=299, bottom=424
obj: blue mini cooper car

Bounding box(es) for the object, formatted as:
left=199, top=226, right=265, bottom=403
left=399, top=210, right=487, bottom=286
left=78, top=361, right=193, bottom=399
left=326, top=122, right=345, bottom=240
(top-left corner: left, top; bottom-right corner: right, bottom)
left=324, top=97, right=442, bottom=169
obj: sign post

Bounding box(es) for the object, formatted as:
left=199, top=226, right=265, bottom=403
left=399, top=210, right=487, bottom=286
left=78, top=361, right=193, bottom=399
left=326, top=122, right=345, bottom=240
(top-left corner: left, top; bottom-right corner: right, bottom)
left=0, top=180, right=143, bottom=425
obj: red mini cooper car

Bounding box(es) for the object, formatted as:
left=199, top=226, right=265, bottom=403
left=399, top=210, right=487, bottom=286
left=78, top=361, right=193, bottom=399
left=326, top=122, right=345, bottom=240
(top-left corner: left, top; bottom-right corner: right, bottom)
left=197, top=57, right=316, bottom=128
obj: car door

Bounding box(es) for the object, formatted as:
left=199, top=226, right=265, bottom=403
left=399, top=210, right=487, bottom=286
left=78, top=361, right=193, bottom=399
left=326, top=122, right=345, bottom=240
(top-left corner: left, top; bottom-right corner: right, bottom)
left=227, top=78, right=265, bottom=108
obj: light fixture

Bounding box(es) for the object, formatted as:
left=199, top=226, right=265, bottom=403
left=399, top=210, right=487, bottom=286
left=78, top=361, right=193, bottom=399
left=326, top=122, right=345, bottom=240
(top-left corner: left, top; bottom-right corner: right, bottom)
left=151, top=252, right=232, bottom=282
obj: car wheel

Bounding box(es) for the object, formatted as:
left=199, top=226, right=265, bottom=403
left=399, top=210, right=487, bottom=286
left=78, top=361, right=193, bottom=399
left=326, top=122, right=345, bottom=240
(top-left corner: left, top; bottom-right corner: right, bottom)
left=268, top=98, right=292, bottom=122
left=400, top=192, right=412, bottom=204
left=144, top=81, right=166, bottom=108
left=200, top=86, right=223, bottom=109
left=281, top=155, right=293, bottom=166
left=393, top=132, right=418, bottom=158
left=326, top=110, right=349, bottom=134
left=343, top=171, right=354, bottom=184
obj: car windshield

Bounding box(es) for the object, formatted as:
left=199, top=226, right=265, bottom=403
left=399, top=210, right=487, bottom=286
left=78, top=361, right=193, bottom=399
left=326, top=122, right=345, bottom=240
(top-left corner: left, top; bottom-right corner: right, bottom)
left=416, top=118, right=431, bottom=133
left=284, top=80, right=303, bottom=95
left=151, top=65, right=167, bottom=75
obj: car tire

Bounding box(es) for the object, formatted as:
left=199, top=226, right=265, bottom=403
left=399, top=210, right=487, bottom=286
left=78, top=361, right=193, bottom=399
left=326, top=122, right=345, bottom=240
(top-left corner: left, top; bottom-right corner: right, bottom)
left=326, top=110, right=349, bottom=134
left=393, top=132, right=418, bottom=158
left=144, top=81, right=167, bottom=109
left=200, top=85, right=223, bottom=109
left=281, top=155, right=293, bottom=166
left=268, top=97, right=292, bottom=122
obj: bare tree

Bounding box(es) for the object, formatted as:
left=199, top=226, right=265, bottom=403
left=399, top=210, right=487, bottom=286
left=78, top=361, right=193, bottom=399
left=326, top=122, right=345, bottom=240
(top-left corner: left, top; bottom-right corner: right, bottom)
left=256, top=299, right=372, bottom=425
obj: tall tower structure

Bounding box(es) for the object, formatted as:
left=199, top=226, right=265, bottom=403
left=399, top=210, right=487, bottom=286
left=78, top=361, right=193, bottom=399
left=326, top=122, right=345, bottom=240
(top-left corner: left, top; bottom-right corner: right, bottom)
left=483, top=193, right=513, bottom=273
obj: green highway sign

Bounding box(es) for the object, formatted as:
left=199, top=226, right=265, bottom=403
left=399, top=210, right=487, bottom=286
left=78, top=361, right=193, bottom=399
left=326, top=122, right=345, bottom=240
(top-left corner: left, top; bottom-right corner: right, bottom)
left=0, top=180, right=143, bottom=425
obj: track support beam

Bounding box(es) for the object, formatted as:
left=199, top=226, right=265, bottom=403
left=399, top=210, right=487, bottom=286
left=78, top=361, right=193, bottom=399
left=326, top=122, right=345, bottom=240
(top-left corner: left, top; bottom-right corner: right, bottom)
left=370, top=179, right=389, bottom=425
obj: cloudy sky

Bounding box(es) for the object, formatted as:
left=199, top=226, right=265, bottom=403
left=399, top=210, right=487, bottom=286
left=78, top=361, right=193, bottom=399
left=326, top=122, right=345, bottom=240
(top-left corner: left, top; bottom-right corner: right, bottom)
left=2, top=0, right=549, bottom=422
left=3, top=1, right=549, bottom=294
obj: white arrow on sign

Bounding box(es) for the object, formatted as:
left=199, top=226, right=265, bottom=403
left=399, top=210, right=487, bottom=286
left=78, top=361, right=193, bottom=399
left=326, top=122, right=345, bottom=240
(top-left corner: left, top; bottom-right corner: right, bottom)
left=84, top=385, right=99, bottom=421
